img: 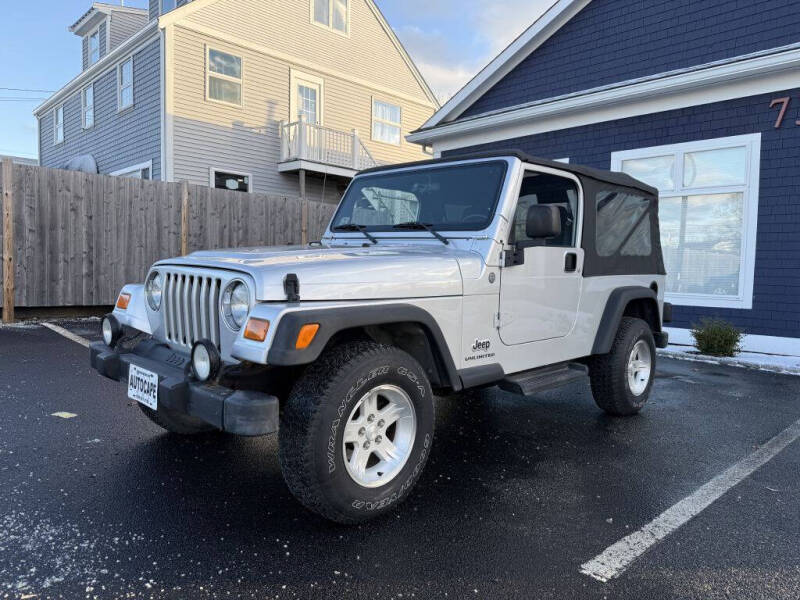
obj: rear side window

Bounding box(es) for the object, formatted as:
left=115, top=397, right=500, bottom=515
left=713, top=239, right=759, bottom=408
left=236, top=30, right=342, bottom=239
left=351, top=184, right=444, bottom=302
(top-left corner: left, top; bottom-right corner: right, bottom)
left=511, top=171, right=579, bottom=247
left=595, top=190, right=652, bottom=256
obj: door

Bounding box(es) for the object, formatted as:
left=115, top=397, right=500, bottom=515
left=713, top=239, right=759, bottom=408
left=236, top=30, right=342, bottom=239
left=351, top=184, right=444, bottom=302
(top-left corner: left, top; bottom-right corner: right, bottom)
left=291, top=71, right=324, bottom=161
left=499, top=170, right=584, bottom=345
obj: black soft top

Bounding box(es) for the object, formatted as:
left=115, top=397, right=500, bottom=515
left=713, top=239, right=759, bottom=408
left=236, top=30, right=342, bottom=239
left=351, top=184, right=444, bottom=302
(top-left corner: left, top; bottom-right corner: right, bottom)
left=358, top=150, right=658, bottom=196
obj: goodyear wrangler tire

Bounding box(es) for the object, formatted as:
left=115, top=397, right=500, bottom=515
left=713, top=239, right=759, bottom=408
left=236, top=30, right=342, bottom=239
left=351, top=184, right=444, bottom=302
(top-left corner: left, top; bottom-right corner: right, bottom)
left=588, top=317, right=656, bottom=416
left=279, top=341, right=435, bottom=524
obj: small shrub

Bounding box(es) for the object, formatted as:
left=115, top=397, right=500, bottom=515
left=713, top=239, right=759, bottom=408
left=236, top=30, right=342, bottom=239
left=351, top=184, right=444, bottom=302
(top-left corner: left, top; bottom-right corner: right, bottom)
left=690, top=318, right=743, bottom=357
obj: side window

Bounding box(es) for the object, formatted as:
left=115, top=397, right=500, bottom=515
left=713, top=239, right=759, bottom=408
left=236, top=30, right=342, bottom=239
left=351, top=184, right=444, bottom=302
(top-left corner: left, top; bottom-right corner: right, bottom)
left=511, top=171, right=578, bottom=247
left=595, top=190, right=652, bottom=256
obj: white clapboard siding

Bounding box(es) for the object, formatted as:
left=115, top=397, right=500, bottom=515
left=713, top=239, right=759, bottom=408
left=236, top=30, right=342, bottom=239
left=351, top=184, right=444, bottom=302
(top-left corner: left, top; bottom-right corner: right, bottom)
left=170, top=23, right=435, bottom=198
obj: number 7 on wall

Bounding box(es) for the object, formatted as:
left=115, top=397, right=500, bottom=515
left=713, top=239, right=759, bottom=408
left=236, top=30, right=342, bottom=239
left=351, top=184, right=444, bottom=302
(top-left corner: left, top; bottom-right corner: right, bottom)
left=769, top=96, right=800, bottom=129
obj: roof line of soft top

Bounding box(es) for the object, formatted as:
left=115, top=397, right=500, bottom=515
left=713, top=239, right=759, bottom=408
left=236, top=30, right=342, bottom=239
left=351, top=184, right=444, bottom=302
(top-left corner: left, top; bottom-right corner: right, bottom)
left=357, top=150, right=657, bottom=195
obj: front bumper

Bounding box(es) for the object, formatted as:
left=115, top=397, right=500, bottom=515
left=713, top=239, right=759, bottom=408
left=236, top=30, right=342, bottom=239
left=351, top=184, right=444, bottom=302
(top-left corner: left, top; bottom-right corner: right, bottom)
left=90, top=338, right=279, bottom=436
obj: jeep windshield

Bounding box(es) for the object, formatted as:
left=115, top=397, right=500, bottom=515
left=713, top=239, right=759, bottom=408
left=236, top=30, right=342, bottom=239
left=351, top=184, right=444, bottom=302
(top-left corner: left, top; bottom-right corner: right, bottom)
left=330, top=160, right=508, bottom=232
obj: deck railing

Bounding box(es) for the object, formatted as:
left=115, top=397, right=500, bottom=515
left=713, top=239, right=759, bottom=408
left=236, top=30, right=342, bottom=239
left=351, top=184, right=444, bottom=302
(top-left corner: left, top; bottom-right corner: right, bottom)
left=279, top=116, right=378, bottom=172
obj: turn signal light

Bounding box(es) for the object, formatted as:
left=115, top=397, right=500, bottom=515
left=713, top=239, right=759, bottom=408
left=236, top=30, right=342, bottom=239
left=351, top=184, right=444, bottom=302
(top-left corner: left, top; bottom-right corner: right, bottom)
left=295, top=323, right=320, bottom=350
left=244, top=318, right=270, bottom=342
left=116, top=293, right=131, bottom=310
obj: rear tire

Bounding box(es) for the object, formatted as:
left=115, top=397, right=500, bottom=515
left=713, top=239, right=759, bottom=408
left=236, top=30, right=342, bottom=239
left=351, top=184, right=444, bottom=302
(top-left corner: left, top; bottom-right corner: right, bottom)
left=138, top=404, right=216, bottom=435
left=279, top=341, right=434, bottom=524
left=588, top=317, right=656, bottom=416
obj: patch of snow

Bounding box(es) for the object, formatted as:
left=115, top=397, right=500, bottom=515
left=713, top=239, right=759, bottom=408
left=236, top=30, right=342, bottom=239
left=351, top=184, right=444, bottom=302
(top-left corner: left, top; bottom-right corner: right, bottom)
left=659, top=345, right=800, bottom=375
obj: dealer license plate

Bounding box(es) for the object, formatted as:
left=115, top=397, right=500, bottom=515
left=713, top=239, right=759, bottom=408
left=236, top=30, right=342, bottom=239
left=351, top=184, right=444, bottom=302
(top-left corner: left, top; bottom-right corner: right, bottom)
left=128, top=364, right=159, bottom=410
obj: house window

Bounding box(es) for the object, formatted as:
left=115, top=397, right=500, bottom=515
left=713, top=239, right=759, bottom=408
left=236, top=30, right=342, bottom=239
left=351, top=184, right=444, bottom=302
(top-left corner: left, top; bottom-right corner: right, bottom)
left=611, top=133, right=761, bottom=309
left=111, top=161, right=152, bottom=180
left=88, top=29, right=100, bottom=65
left=211, top=168, right=251, bottom=192
left=290, top=70, right=323, bottom=124
left=82, top=84, right=95, bottom=129
left=207, top=48, right=242, bottom=106
left=118, top=57, right=134, bottom=111
left=160, top=0, right=176, bottom=14
left=312, top=0, right=348, bottom=34
left=53, top=105, right=64, bottom=144
left=372, top=99, right=402, bottom=145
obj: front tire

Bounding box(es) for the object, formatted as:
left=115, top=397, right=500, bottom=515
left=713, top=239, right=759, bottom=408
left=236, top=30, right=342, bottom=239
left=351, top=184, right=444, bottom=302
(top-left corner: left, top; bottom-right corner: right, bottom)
left=279, top=341, right=434, bottom=524
left=588, top=317, right=656, bottom=416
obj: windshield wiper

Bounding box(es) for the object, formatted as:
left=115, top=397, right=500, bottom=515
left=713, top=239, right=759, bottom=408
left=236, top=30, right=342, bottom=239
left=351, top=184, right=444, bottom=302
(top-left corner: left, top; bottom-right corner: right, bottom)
left=332, top=223, right=378, bottom=245
left=392, top=222, right=450, bottom=245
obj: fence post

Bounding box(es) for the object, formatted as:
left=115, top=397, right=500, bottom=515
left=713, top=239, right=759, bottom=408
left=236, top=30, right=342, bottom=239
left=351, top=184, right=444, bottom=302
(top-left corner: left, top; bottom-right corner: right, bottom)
left=1, top=158, right=14, bottom=323
left=351, top=129, right=359, bottom=169
left=180, top=180, right=189, bottom=256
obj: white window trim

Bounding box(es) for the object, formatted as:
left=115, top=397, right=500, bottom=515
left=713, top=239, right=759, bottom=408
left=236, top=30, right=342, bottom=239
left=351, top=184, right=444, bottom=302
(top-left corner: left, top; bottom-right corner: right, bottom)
left=87, top=25, right=101, bottom=66
left=289, top=69, right=324, bottom=124
left=611, top=133, right=761, bottom=310
left=53, top=104, right=64, bottom=145
left=371, top=97, right=402, bottom=146
left=209, top=167, right=253, bottom=192
left=110, top=160, right=153, bottom=179
left=310, top=0, right=350, bottom=36
left=81, top=83, right=95, bottom=130
left=117, top=56, right=135, bottom=112
left=205, top=45, right=244, bottom=108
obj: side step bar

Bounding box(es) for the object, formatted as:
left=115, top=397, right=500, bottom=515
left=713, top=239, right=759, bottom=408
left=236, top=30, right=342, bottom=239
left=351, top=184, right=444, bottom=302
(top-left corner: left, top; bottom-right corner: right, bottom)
left=498, top=362, right=589, bottom=396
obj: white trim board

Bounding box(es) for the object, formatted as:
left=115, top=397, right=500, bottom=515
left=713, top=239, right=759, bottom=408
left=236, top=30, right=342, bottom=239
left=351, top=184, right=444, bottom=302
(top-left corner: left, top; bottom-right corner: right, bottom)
left=422, top=0, right=591, bottom=128
left=110, top=160, right=153, bottom=178
left=666, top=327, right=800, bottom=357
left=612, top=134, right=761, bottom=311
left=409, top=43, right=800, bottom=150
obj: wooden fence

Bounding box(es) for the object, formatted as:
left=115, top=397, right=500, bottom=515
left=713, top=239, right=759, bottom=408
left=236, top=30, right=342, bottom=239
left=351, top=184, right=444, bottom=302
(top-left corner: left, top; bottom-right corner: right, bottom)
left=0, top=162, right=336, bottom=319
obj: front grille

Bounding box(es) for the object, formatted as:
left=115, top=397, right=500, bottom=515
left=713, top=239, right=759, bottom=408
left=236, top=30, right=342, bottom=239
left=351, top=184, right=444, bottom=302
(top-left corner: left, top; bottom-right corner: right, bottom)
left=162, top=271, right=222, bottom=350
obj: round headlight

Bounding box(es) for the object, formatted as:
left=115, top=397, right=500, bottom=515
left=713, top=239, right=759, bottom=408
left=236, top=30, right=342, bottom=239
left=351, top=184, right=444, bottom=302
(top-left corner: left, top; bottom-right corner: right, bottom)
left=222, top=281, right=250, bottom=330
left=145, top=271, right=163, bottom=311
left=191, top=340, right=220, bottom=382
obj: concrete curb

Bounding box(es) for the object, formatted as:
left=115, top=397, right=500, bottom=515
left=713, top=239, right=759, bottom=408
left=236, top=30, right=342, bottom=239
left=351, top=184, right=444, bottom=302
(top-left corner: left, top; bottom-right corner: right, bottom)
left=658, top=349, right=800, bottom=376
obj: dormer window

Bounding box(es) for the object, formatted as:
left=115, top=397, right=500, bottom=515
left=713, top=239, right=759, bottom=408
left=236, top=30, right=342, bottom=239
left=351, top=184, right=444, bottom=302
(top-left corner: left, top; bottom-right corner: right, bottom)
left=312, top=0, right=348, bottom=34
left=160, top=0, right=176, bottom=14
left=88, top=29, right=100, bottom=65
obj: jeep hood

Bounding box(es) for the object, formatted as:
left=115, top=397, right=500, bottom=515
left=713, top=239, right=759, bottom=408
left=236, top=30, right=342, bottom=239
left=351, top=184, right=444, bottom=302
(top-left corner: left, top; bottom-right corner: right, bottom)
left=156, top=245, right=483, bottom=301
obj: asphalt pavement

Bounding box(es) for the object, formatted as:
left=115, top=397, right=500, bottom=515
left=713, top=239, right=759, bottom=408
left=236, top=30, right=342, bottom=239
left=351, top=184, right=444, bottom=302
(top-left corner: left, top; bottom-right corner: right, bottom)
left=1, top=319, right=798, bottom=599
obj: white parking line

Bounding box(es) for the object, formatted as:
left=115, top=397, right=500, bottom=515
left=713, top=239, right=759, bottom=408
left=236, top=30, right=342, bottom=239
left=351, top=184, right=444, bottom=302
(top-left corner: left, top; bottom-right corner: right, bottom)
left=581, top=417, right=800, bottom=582
left=42, top=323, right=91, bottom=349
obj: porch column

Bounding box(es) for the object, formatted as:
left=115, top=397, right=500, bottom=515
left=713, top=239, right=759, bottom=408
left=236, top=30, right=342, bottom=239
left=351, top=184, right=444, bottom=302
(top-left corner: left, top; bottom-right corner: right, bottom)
left=299, top=168, right=308, bottom=246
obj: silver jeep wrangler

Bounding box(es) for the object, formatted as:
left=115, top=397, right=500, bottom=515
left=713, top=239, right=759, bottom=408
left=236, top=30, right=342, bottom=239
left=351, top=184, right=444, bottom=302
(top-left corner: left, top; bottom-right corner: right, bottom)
left=91, top=151, right=671, bottom=523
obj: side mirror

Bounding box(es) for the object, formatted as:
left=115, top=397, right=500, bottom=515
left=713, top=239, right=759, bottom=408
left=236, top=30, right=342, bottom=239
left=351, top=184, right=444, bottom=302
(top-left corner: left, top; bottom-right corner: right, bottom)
left=526, top=204, right=561, bottom=240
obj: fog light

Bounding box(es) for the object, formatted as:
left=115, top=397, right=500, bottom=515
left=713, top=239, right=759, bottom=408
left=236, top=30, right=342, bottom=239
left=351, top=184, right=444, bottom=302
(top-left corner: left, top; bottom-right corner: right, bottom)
left=101, top=314, right=122, bottom=347
left=191, top=339, right=220, bottom=382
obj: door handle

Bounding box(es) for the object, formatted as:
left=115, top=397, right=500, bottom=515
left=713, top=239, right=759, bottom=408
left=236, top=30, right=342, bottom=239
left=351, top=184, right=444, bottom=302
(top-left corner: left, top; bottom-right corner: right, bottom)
left=564, top=252, right=577, bottom=272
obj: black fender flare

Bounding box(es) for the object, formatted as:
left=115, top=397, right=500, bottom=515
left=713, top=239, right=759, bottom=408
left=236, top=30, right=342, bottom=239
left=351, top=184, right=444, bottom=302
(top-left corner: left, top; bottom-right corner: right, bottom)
left=591, top=286, right=660, bottom=355
left=267, top=304, right=462, bottom=391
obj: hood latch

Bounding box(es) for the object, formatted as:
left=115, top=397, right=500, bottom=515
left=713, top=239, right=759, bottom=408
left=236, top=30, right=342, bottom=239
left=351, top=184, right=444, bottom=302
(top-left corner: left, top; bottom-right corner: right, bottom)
left=284, top=273, right=300, bottom=302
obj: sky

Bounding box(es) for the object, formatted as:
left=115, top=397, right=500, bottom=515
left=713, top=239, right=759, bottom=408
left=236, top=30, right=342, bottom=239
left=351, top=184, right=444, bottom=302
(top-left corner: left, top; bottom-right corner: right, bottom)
left=0, top=0, right=555, bottom=160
